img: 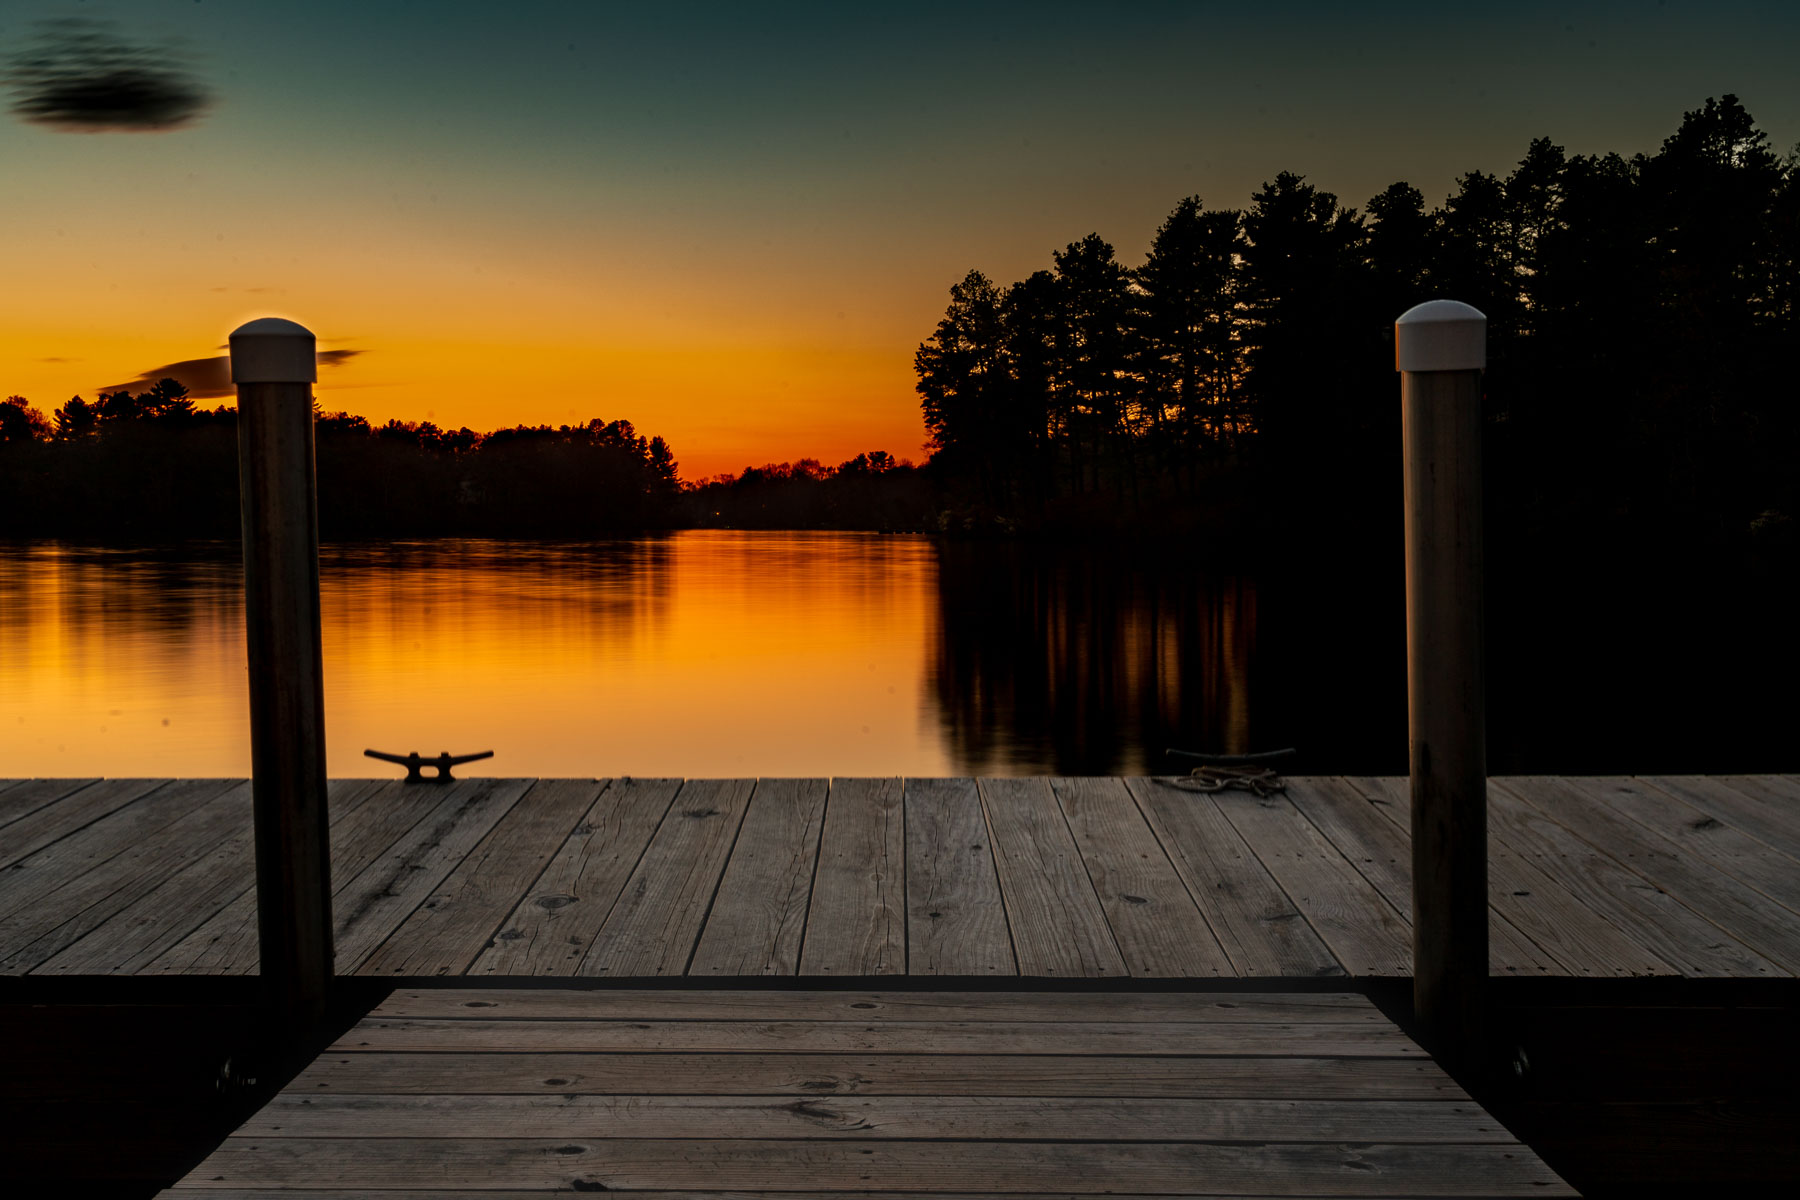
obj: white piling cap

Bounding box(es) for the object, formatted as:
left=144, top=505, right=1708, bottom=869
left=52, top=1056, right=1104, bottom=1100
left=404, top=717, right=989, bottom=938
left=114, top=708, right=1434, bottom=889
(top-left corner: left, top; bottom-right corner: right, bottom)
left=1395, top=300, right=1485, bottom=372
left=229, top=317, right=317, bottom=383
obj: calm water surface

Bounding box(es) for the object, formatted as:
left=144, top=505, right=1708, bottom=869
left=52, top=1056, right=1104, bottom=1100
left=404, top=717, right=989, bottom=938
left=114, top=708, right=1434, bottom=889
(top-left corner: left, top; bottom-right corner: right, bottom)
left=3, top=531, right=1794, bottom=778
left=0, top=533, right=1262, bottom=778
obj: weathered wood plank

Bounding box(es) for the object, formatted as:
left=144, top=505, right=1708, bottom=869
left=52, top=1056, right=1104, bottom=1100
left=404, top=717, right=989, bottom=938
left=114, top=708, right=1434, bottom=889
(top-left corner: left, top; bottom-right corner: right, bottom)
left=356, top=780, right=602, bottom=977
left=1590, top=777, right=1800, bottom=918
left=21, top=773, right=1793, bottom=986
left=580, top=778, right=757, bottom=976
left=40, top=783, right=390, bottom=976
left=369, top=989, right=1386, bottom=1024
left=236, top=1092, right=1513, bottom=1142
left=1500, top=776, right=1800, bottom=974
left=1052, top=776, right=1233, bottom=977
left=155, top=1193, right=1435, bottom=1200
left=1211, top=791, right=1411, bottom=976
left=0, top=779, right=99, bottom=834
left=1284, top=777, right=1558, bottom=977
left=690, top=779, right=828, bottom=975
left=1346, top=776, right=1678, bottom=977
left=147, top=781, right=428, bottom=975
left=0, top=779, right=184, bottom=911
left=340, top=1018, right=1421, bottom=1057
left=153, top=1194, right=1451, bottom=1200
left=1644, top=775, right=1800, bottom=863
left=472, top=778, right=676, bottom=976
left=1719, top=772, right=1800, bottom=811
left=799, top=777, right=905, bottom=975
left=904, top=777, right=1013, bottom=975
left=0, top=780, right=248, bottom=972
left=1487, top=781, right=1783, bottom=978
left=0, top=779, right=170, bottom=873
left=35, top=805, right=255, bottom=975
left=1125, top=778, right=1342, bottom=978
left=332, top=778, right=534, bottom=972
left=980, top=777, right=1125, bottom=977
left=170, top=1138, right=1572, bottom=1194
left=292, top=1049, right=1463, bottom=1099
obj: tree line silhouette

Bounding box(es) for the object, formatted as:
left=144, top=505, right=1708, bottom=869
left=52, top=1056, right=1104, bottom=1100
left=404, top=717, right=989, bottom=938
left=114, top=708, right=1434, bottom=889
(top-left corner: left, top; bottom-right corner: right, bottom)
left=0, top=380, right=926, bottom=536
left=0, top=386, right=687, bottom=537
left=686, top=452, right=930, bottom=531
left=3, top=96, right=1795, bottom=554
left=916, top=95, right=1797, bottom=558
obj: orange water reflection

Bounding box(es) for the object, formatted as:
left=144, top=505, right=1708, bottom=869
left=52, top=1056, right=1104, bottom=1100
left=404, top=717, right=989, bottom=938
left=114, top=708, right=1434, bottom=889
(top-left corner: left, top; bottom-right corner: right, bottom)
left=1, top=533, right=1258, bottom=777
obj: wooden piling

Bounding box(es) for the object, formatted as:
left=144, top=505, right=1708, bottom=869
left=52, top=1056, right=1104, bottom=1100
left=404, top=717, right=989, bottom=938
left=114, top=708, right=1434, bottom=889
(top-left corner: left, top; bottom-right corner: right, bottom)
left=230, top=317, right=332, bottom=1033
left=1397, top=300, right=1488, bottom=1059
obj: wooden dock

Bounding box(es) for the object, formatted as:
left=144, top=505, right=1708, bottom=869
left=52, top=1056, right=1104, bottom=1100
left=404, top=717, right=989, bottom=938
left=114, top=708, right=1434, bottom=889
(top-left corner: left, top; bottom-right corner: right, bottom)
left=7, top=773, right=1799, bottom=1196
left=4, top=775, right=1799, bottom=980
left=157, top=987, right=1571, bottom=1196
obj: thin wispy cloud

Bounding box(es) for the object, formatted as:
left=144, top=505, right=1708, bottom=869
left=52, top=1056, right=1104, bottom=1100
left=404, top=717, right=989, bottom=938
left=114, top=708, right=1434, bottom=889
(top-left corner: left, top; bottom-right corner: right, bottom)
left=5, top=19, right=212, bottom=132
left=104, top=350, right=363, bottom=400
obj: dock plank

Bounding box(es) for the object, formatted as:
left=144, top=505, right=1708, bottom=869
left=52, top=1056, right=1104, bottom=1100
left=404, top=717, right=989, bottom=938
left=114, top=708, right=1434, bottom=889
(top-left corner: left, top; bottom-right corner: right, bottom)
left=370, top=988, right=1387, bottom=1024
left=1500, top=776, right=1800, bottom=974
left=331, top=778, right=534, bottom=972
left=580, top=778, right=757, bottom=976
left=1212, top=791, right=1411, bottom=976
left=292, top=1050, right=1465, bottom=1099
left=1644, top=775, right=1800, bottom=863
left=169, top=1138, right=1570, bottom=1195
left=5, top=773, right=1794, bottom=993
left=36, top=819, right=249, bottom=975
left=0, top=780, right=246, bottom=972
left=148, top=781, right=432, bottom=975
left=799, top=777, right=905, bottom=975
left=980, top=777, right=1125, bottom=977
left=472, top=778, right=675, bottom=976
left=0, top=778, right=98, bottom=834
left=0, top=779, right=179, bottom=903
left=1589, top=777, right=1800, bottom=917
left=1125, top=778, right=1342, bottom=977
left=1052, top=776, right=1232, bottom=976
left=291, top=1050, right=1461, bottom=1101
left=904, top=778, right=1014, bottom=975
left=167, top=986, right=1577, bottom=1196
left=341, top=1018, right=1422, bottom=1057
left=691, top=779, right=828, bottom=975
left=235, top=1093, right=1512, bottom=1142
left=43, top=780, right=387, bottom=976
left=157, top=1194, right=1464, bottom=1200
left=1487, top=781, right=1783, bottom=977
left=1346, top=776, right=1678, bottom=977
left=357, top=779, right=602, bottom=976
left=1284, top=777, right=1558, bottom=976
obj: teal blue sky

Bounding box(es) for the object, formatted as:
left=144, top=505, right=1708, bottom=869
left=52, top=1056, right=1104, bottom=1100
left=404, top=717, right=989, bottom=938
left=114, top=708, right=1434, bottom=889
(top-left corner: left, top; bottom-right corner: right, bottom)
left=5, top=0, right=1796, bottom=475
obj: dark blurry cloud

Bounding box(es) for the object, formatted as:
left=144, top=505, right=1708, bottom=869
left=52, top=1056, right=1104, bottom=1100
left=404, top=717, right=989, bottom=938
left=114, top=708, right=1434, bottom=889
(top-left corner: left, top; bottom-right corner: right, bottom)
left=6, top=19, right=212, bottom=132
left=104, top=350, right=363, bottom=399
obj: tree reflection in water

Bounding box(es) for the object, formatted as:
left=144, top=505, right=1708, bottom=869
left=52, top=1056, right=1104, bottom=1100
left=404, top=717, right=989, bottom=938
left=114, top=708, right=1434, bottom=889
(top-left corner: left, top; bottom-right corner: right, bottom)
left=929, top=540, right=1260, bottom=776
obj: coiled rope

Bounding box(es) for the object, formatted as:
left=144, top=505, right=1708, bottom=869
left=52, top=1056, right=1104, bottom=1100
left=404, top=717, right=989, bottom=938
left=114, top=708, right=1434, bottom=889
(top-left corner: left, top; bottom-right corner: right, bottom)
left=1167, top=765, right=1288, bottom=797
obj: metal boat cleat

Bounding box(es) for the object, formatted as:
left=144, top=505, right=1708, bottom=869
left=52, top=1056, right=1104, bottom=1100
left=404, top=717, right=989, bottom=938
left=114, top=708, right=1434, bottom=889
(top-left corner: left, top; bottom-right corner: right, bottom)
left=364, top=748, right=494, bottom=783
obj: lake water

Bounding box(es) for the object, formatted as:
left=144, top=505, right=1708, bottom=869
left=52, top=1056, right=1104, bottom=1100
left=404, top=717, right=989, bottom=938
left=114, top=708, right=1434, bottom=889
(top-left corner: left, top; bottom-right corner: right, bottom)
left=2, top=532, right=1793, bottom=778
left=1, top=532, right=1255, bottom=778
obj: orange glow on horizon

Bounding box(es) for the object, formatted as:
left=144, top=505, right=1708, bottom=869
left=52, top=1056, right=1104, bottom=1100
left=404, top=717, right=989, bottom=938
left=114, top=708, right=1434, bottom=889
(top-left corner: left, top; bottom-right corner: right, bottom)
left=0, top=198, right=936, bottom=482
left=2, top=321, right=930, bottom=483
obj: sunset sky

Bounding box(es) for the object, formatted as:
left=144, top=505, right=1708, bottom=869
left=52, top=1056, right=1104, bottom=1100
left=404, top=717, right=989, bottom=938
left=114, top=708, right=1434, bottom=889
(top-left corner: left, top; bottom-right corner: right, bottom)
left=3, top=1, right=1796, bottom=481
